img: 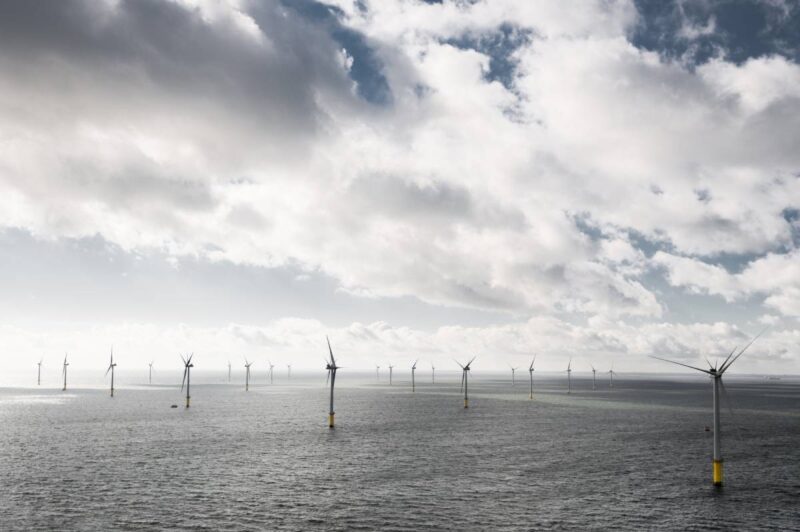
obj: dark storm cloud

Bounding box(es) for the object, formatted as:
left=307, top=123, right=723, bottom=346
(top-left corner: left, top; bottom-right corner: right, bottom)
left=0, top=0, right=357, bottom=155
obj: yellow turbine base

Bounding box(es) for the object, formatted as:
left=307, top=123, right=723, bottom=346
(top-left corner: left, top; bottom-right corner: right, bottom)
left=464, top=399, right=469, bottom=409
left=186, top=398, right=190, bottom=408
left=328, top=413, right=335, bottom=428
left=529, top=393, right=533, bottom=400
left=713, top=459, right=723, bottom=486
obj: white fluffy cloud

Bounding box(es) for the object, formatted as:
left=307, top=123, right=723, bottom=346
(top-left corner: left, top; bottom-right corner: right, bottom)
left=0, top=0, right=798, bottom=373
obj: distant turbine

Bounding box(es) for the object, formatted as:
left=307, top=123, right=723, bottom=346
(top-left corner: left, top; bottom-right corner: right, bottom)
left=608, top=363, right=616, bottom=388
left=456, top=357, right=476, bottom=409
left=244, top=358, right=253, bottom=391
left=388, top=364, right=394, bottom=385
left=376, top=365, right=380, bottom=381
left=650, top=329, right=765, bottom=487
left=528, top=355, right=536, bottom=399
left=431, top=363, right=435, bottom=384
left=62, top=354, right=69, bottom=391
left=411, top=359, right=418, bottom=392
left=268, top=360, right=275, bottom=384
left=566, top=358, right=572, bottom=394
left=180, top=353, right=194, bottom=408
left=509, top=365, right=518, bottom=386
left=148, top=361, right=154, bottom=385
left=227, top=360, right=231, bottom=383
left=590, top=364, right=597, bottom=390
left=37, top=358, right=43, bottom=386
left=287, top=364, right=292, bottom=380
left=105, top=348, right=117, bottom=397
left=325, top=336, right=340, bottom=429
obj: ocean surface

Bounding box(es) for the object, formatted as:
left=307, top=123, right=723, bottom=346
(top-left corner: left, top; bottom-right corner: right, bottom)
left=1, top=372, right=799, bottom=531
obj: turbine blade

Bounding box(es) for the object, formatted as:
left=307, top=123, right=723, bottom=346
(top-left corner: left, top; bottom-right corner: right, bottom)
left=454, top=359, right=464, bottom=369
left=649, top=355, right=712, bottom=375
left=326, top=369, right=330, bottom=386
left=460, top=370, right=465, bottom=393
left=720, top=328, right=768, bottom=374
left=326, top=335, right=335, bottom=366
left=181, top=367, right=188, bottom=392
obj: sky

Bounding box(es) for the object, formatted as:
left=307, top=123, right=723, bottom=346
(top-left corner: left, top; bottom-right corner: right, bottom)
left=1, top=0, right=799, bottom=380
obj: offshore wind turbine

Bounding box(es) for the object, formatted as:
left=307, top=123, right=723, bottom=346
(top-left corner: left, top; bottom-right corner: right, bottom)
left=509, top=365, right=518, bottom=386
left=566, top=358, right=572, bottom=394
left=105, top=348, right=117, bottom=397
left=244, top=358, right=254, bottom=391
left=456, top=357, right=476, bottom=408
left=180, top=353, right=194, bottom=408
left=37, top=358, right=42, bottom=386
left=411, top=359, right=418, bottom=392
left=268, top=360, right=275, bottom=384
left=287, top=364, right=292, bottom=380
left=388, top=364, right=394, bottom=385
left=62, top=354, right=69, bottom=391
left=590, top=364, right=597, bottom=390
left=325, top=336, right=340, bottom=429
left=528, top=355, right=536, bottom=399
left=651, top=330, right=764, bottom=487
left=227, top=360, right=231, bottom=383
left=376, top=365, right=380, bottom=381
left=431, top=363, right=435, bottom=384
left=608, top=363, right=616, bottom=388
left=148, top=361, right=154, bottom=385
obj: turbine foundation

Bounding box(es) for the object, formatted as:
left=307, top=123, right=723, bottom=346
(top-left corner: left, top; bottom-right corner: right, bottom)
left=328, top=413, right=335, bottom=428
left=713, top=459, right=723, bottom=487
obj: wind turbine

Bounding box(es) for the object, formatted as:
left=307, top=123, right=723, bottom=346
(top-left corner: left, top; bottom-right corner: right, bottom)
left=105, top=348, right=117, bottom=397
left=608, top=363, right=616, bottom=388
left=431, top=363, right=435, bottom=384
left=566, top=358, right=572, bottom=394
left=244, top=358, right=254, bottom=391
left=325, top=336, right=340, bottom=429
left=37, top=358, right=43, bottom=386
left=268, top=360, right=275, bottom=384
left=376, top=365, right=380, bottom=381
left=456, top=357, right=476, bottom=408
left=62, top=354, right=69, bottom=391
left=148, top=361, right=154, bottom=385
left=388, top=364, right=394, bottom=385
left=650, top=330, right=764, bottom=487
left=509, top=365, right=518, bottom=386
left=287, top=364, right=292, bottom=380
left=227, top=360, right=231, bottom=383
left=528, top=355, right=536, bottom=399
left=411, top=359, right=418, bottom=392
left=180, top=353, right=193, bottom=408
left=590, top=364, right=597, bottom=390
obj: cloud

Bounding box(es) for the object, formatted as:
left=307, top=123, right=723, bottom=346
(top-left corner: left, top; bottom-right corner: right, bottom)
left=0, top=0, right=798, bottom=330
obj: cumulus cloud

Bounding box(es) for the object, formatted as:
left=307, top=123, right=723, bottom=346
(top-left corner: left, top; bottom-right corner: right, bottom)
left=0, top=0, right=798, bottom=370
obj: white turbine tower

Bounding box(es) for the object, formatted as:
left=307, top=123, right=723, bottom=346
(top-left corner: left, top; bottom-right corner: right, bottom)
left=528, top=355, right=536, bottom=399
left=105, top=348, right=117, bottom=398
left=411, top=359, right=418, bottom=392
left=509, top=365, right=518, bottom=386
left=566, top=358, right=572, bottom=394
left=244, top=358, right=253, bottom=392
left=590, top=363, right=597, bottom=390
left=651, top=330, right=765, bottom=487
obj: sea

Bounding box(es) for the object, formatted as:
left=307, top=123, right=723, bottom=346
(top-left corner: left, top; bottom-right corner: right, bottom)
left=1, top=372, right=798, bottom=531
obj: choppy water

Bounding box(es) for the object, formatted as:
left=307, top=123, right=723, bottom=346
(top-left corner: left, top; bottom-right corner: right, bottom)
left=1, top=374, right=799, bottom=531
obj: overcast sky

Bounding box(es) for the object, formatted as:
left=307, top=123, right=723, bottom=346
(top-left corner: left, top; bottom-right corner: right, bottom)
left=1, top=0, right=799, bottom=381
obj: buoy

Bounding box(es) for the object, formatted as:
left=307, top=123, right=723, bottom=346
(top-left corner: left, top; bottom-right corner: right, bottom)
left=171, top=404, right=178, bottom=408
